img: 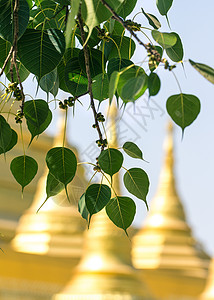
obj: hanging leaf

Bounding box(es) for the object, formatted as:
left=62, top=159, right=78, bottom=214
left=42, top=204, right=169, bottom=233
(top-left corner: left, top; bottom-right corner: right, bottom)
left=98, top=148, right=123, bottom=177
left=104, top=35, right=136, bottom=60
left=78, top=193, right=89, bottom=222
left=18, top=28, right=65, bottom=80
left=65, top=0, right=80, bottom=47
left=0, top=115, right=12, bottom=154
left=118, top=0, right=137, bottom=19
left=0, top=0, right=29, bottom=43
left=189, top=60, right=214, bottom=84
left=149, top=46, right=163, bottom=72
left=10, top=155, right=38, bottom=191
left=106, top=196, right=136, bottom=231
left=120, top=75, right=148, bottom=103
left=39, top=68, right=58, bottom=94
left=109, top=71, right=120, bottom=102
left=79, top=48, right=105, bottom=78
left=50, top=73, right=59, bottom=97
left=148, top=72, right=161, bottom=96
left=46, top=147, right=77, bottom=186
left=156, top=0, right=173, bottom=26
left=123, top=142, right=145, bottom=160
left=166, top=33, right=184, bottom=62
left=46, top=172, right=64, bottom=199
left=64, top=57, right=88, bottom=96
left=85, top=184, right=111, bottom=220
left=107, top=58, right=133, bottom=78
left=152, top=30, right=177, bottom=49
left=123, top=168, right=149, bottom=209
left=24, top=100, right=50, bottom=129
left=0, top=129, right=17, bottom=155
left=75, top=27, right=101, bottom=48
left=92, top=73, right=109, bottom=101
left=104, top=19, right=124, bottom=35
left=141, top=8, right=161, bottom=29
left=166, top=93, right=201, bottom=132
left=6, top=61, right=30, bottom=83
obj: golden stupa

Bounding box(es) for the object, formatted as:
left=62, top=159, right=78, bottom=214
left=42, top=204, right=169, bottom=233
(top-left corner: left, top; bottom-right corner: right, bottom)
left=200, top=258, right=214, bottom=299
left=132, top=123, right=210, bottom=299
left=54, top=102, right=154, bottom=299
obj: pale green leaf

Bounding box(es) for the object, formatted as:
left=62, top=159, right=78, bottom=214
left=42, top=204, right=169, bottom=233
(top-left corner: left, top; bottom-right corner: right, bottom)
left=189, top=59, right=214, bottom=84
left=92, top=73, right=109, bottom=101
left=166, top=33, right=184, bottom=62
left=152, top=30, right=177, bottom=49
left=141, top=8, right=161, bottom=29
left=123, top=142, right=144, bottom=160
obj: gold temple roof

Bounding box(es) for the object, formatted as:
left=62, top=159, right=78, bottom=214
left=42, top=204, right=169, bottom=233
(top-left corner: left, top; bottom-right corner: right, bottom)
left=200, top=258, right=214, bottom=299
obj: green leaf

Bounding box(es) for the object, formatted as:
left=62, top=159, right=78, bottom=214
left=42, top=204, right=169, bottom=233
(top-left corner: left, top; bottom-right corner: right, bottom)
left=0, top=0, right=29, bottom=43
left=123, top=142, right=144, bottom=160
left=106, top=196, right=136, bottom=231
left=65, top=0, right=80, bottom=47
left=81, top=0, right=124, bottom=44
left=78, top=193, right=89, bottom=222
left=107, top=58, right=133, bottom=78
left=0, top=115, right=12, bottom=153
left=141, top=8, right=161, bottom=29
left=50, top=73, right=59, bottom=97
left=18, top=28, right=65, bottom=80
left=75, top=27, right=101, bottom=48
left=189, top=59, right=214, bottom=84
left=79, top=48, right=105, bottom=78
left=0, top=129, right=17, bottom=155
left=149, top=46, right=163, bottom=72
left=10, top=155, right=38, bottom=191
left=148, top=72, right=161, bottom=96
left=46, top=147, right=77, bottom=186
left=39, top=68, right=58, bottom=94
left=98, top=148, right=123, bottom=177
left=123, top=168, right=149, bottom=209
left=152, top=30, right=177, bottom=49
left=46, top=172, right=64, bottom=199
left=92, top=73, right=109, bottom=101
left=27, top=109, right=52, bottom=145
left=104, top=35, right=136, bottom=60
left=156, top=0, right=173, bottom=16
left=118, top=0, right=137, bottom=19
left=166, top=33, right=184, bottom=62
left=85, top=184, right=111, bottom=219
left=108, top=71, right=120, bottom=101
left=6, top=61, right=30, bottom=83
left=166, top=93, right=201, bottom=132
left=24, top=100, right=49, bottom=128
left=64, top=57, right=88, bottom=96
left=120, top=75, right=148, bottom=103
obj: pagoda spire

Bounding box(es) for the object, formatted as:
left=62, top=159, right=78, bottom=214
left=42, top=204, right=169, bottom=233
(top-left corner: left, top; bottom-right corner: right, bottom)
left=54, top=101, right=154, bottom=300
left=200, top=258, right=214, bottom=299
left=132, top=121, right=210, bottom=299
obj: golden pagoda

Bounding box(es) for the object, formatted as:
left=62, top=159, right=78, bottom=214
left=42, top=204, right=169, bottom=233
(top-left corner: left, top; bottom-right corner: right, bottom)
left=200, top=259, right=214, bottom=299
left=54, top=102, right=154, bottom=300
left=132, top=123, right=210, bottom=299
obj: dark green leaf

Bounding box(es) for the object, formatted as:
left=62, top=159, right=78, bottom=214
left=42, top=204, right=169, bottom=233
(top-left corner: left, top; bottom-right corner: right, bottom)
left=0, top=115, right=12, bottom=153
left=65, top=0, right=80, bottom=47
left=46, top=172, right=64, bottom=199
left=98, top=148, right=123, bottom=177
left=107, top=58, right=133, bottom=78
left=141, top=8, right=161, bottom=29
left=85, top=183, right=111, bottom=219
left=64, top=57, right=88, bottom=96
left=78, top=193, right=89, bottom=222
left=109, top=71, right=120, bottom=101
left=120, top=75, right=148, bottom=103
left=24, top=100, right=49, bottom=128
left=156, top=0, right=173, bottom=16
left=75, top=27, right=101, bottom=48
left=79, top=48, right=105, bottom=78
left=10, top=155, right=38, bottom=191
left=123, top=168, right=149, bottom=208
left=104, top=19, right=124, bottom=35
left=50, top=73, right=59, bottom=97
left=92, top=73, right=109, bottom=101
left=6, top=61, right=30, bottom=83
left=166, top=33, right=184, bottom=62
left=166, top=93, right=201, bottom=132
left=104, top=35, right=136, bottom=60
left=123, top=142, right=144, bottom=160
left=189, top=59, right=214, bottom=84
left=118, top=0, right=137, bottom=18
left=46, top=147, right=77, bottom=186
left=18, top=29, right=65, bottom=80
left=39, top=68, right=58, bottom=94
left=148, top=72, right=161, bottom=96
left=152, top=30, right=177, bottom=49
left=0, top=129, right=17, bottom=155
left=106, top=196, right=136, bottom=231
left=149, top=46, right=163, bottom=72
left=0, top=0, right=29, bottom=43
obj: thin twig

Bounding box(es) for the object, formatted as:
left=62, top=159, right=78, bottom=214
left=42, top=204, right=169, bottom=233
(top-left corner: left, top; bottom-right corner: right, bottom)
left=0, top=45, right=14, bottom=77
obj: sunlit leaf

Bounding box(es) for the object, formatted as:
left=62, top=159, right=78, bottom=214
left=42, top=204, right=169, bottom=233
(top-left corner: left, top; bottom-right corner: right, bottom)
left=166, top=93, right=201, bottom=132
left=0, top=115, right=12, bottom=153
left=92, top=73, right=109, bottom=101
left=166, top=33, right=184, bottom=62
left=141, top=8, right=161, bottom=29
left=78, top=193, right=89, bottom=222
left=152, top=30, right=177, bottom=49
left=148, top=72, right=161, bottom=96
left=65, top=0, right=80, bottom=47
left=189, top=59, right=214, bottom=84
left=107, top=58, right=133, bottom=78
left=46, top=172, right=64, bottom=198
left=106, top=196, right=136, bottom=232
left=123, top=142, right=144, bottom=160
left=98, top=148, right=123, bottom=177
left=104, top=35, right=136, bottom=60
left=108, top=71, right=120, bottom=101
left=120, top=75, right=147, bottom=103
left=39, top=68, right=58, bottom=93
left=10, top=155, right=38, bottom=191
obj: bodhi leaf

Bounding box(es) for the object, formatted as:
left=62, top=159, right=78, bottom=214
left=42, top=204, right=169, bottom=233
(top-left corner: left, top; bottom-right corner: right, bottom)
left=92, top=73, right=109, bottom=101
left=65, top=0, right=80, bottom=47
left=103, top=35, right=136, bottom=60
left=109, top=71, right=120, bottom=102
left=166, top=93, right=201, bottom=133
left=78, top=193, right=89, bottom=222
left=10, top=155, right=38, bottom=191
left=189, top=59, right=214, bottom=84
left=106, top=196, right=136, bottom=232
left=123, top=168, right=149, bottom=209
left=39, top=69, right=58, bottom=94
left=152, top=30, right=177, bottom=49
left=141, top=8, right=161, bottom=29
left=156, top=0, right=173, bottom=26
left=98, top=148, right=123, bottom=177
left=79, top=48, right=105, bottom=78
left=85, top=184, right=111, bottom=221
left=46, top=172, right=64, bottom=198
left=148, top=72, right=161, bottom=96
left=0, top=129, right=17, bottom=155
left=17, top=29, right=65, bottom=80
left=166, top=33, right=184, bottom=62
left=24, top=100, right=49, bottom=128
left=107, top=58, right=133, bottom=78
left=123, top=142, right=145, bottom=160
left=0, top=115, right=12, bottom=153
left=120, top=75, right=147, bottom=103
left=117, top=0, right=137, bottom=19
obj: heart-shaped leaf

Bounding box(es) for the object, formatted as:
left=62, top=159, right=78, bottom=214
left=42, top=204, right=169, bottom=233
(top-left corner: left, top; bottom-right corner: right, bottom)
left=118, top=0, right=137, bottom=19
left=152, top=30, right=177, bottom=49
left=46, top=172, right=64, bottom=198
left=98, top=148, right=123, bottom=177
left=92, top=73, right=109, bottom=101
left=10, top=155, right=38, bottom=191
left=148, top=72, right=161, bottom=96
left=166, top=93, right=201, bottom=133
left=141, top=8, right=161, bottom=29
left=104, top=35, right=136, bottom=60
left=120, top=75, right=148, bottom=102
left=39, top=68, right=58, bottom=94
left=189, top=59, right=214, bottom=84
left=106, top=196, right=136, bottom=232
left=24, top=100, right=50, bottom=128
left=0, top=129, right=17, bottom=155
left=18, top=28, right=65, bottom=80
left=123, top=168, right=149, bottom=209
left=156, top=0, right=173, bottom=16
left=166, top=33, right=184, bottom=62
left=78, top=193, right=89, bottom=222
left=0, top=115, right=12, bottom=153
left=123, top=142, right=145, bottom=160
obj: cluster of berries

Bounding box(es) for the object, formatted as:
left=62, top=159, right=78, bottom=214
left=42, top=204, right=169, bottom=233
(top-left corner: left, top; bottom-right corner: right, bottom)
left=124, top=20, right=141, bottom=31
left=6, top=82, right=22, bottom=101
left=15, top=109, right=24, bottom=124
left=96, top=138, right=107, bottom=148
left=97, top=28, right=110, bottom=41
left=59, top=97, right=75, bottom=109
